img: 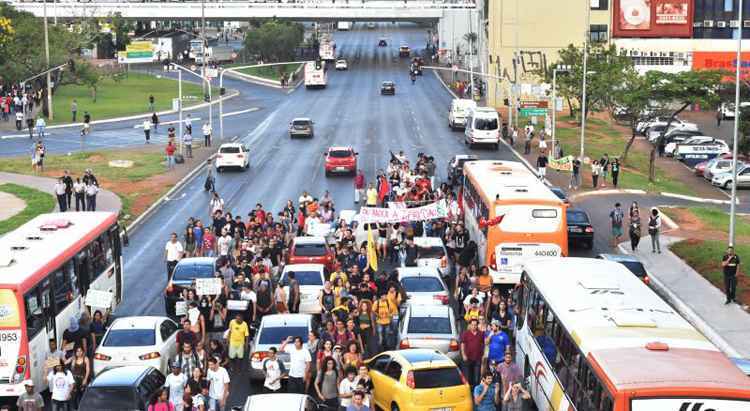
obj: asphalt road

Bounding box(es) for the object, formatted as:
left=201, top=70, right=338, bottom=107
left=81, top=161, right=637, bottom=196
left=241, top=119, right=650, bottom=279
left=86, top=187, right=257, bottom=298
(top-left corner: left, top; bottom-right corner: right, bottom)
left=117, top=22, right=520, bottom=406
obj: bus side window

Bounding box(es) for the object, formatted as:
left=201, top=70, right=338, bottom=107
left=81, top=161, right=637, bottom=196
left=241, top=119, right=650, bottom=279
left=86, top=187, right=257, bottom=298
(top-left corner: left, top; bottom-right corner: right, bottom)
left=514, top=274, right=526, bottom=330
left=24, top=288, right=44, bottom=339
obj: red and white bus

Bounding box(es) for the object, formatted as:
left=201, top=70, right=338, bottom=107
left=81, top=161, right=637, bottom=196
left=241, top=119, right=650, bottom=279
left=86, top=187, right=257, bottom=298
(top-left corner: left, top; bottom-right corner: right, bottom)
left=0, top=212, right=123, bottom=398
left=462, top=160, right=567, bottom=287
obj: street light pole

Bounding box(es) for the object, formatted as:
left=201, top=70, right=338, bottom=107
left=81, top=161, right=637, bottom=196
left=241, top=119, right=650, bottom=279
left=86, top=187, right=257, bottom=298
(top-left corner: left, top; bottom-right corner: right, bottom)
left=579, top=0, right=591, bottom=159
left=729, top=0, right=744, bottom=247
left=43, top=0, right=53, bottom=121
left=178, top=69, right=183, bottom=156
left=552, top=67, right=559, bottom=159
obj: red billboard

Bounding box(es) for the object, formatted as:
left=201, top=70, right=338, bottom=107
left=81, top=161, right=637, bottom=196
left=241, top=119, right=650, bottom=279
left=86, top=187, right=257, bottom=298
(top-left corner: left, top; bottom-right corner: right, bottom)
left=613, top=0, right=693, bottom=38
left=692, top=51, right=750, bottom=81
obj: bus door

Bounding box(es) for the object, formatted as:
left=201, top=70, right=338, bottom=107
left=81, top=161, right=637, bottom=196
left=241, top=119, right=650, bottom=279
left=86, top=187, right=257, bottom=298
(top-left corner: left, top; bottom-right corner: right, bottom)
left=110, top=226, right=123, bottom=304
left=75, top=250, right=90, bottom=298
left=39, top=279, right=55, bottom=340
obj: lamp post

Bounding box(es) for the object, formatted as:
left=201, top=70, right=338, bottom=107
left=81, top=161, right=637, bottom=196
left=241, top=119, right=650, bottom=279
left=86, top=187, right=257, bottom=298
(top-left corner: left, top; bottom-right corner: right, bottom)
left=170, top=63, right=212, bottom=155
left=729, top=0, right=744, bottom=247
left=579, top=0, right=591, bottom=159
left=43, top=0, right=53, bottom=121
left=551, top=65, right=570, bottom=159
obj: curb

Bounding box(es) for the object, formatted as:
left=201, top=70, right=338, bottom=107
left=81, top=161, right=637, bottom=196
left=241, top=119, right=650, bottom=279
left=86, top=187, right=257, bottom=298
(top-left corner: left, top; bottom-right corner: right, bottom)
left=43, top=90, right=240, bottom=131
left=660, top=191, right=739, bottom=205
left=568, top=189, right=647, bottom=201
left=617, top=243, right=742, bottom=358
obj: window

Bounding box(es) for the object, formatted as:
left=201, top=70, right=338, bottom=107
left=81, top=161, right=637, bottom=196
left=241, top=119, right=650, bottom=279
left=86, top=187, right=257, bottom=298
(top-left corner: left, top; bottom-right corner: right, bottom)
left=24, top=288, right=44, bottom=338
left=53, top=260, right=80, bottom=312
left=725, top=0, right=734, bottom=12
left=257, top=326, right=309, bottom=345
left=400, top=277, right=444, bottom=293
left=411, top=367, right=463, bottom=388
left=371, top=355, right=391, bottom=373
left=159, top=320, right=178, bottom=342
left=590, top=25, right=608, bottom=43
left=385, top=360, right=402, bottom=381
left=407, top=317, right=452, bottom=334
left=89, top=233, right=113, bottom=279
left=102, top=329, right=156, bottom=347
left=590, top=0, right=608, bottom=10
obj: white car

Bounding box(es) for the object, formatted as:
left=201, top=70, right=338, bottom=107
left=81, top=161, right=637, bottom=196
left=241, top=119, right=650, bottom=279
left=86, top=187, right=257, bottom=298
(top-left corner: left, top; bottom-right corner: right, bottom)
left=721, top=101, right=750, bottom=119
left=712, top=164, right=750, bottom=189
left=397, top=266, right=450, bottom=307
left=397, top=304, right=461, bottom=362
left=647, top=122, right=699, bottom=142
left=335, top=59, right=348, bottom=70
left=248, top=314, right=314, bottom=381
left=215, top=143, right=250, bottom=172
left=93, top=316, right=179, bottom=376
left=241, top=394, right=320, bottom=411
left=464, top=107, right=501, bottom=149
left=413, top=237, right=450, bottom=280
left=448, top=98, right=478, bottom=131
left=704, top=158, right=745, bottom=181
left=669, top=136, right=729, bottom=158
left=280, top=264, right=327, bottom=314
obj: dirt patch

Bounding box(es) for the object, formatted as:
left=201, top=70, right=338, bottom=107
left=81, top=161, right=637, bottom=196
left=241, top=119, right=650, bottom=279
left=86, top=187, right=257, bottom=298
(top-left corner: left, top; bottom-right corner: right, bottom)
left=664, top=208, right=706, bottom=232
left=86, top=154, right=107, bottom=163
left=117, top=173, right=176, bottom=217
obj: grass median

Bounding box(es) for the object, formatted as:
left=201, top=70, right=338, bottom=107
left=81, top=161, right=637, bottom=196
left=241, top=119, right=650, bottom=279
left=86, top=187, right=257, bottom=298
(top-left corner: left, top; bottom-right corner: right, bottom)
left=671, top=240, right=749, bottom=305
left=229, top=63, right=303, bottom=81
left=0, top=183, right=56, bottom=235
left=50, top=72, right=207, bottom=125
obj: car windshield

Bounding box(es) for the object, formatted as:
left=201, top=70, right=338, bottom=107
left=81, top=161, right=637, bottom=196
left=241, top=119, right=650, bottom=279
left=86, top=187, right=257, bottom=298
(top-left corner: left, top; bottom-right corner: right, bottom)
left=566, top=211, right=589, bottom=224
left=412, top=367, right=464, bottom=389
left=383, top=82, right=393, bottom=87
left=102, top=329, right=155, bottom=347
left=81, top=388, right=138, bottom=410
left=219, top=146, right=240, bottom=154
left=401, top=277, right=444, bottom=292
left=292, top=120, right=310, bottom=126
left=293, top=243, right=327, bottom=256
left=280, top=270, right=324, bottom=286
left=329, top=150, right=352, bottom=158
left=258, top=326, right=309, bottom=344
left=172, top=263, right=214, bottom=282
left=620, top=261, right=647, bottom=278
left=418, top=246, right=446, bottom=259
left=407, top=316, right=452, bottom=334
left=474, top=117, right=498, bottom=130
left=551, top=189, right=567, bottom=201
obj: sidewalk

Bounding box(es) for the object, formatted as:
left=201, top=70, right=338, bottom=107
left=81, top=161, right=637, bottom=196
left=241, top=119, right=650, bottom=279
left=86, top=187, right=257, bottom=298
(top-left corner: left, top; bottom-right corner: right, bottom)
left=0, top=172, right=121, bottom=214
left=619, top=236, right=750, bottom=359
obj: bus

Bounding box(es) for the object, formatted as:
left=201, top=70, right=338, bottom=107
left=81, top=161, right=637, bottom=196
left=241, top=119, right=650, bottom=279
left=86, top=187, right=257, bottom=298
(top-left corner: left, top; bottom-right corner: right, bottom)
left=305, top=61, right=328, bottom=89
left=0, top=212, right=124, bottom=398
left=514, top=257, right=750, bottom=411
left=461, top=160, right=567, bottom=286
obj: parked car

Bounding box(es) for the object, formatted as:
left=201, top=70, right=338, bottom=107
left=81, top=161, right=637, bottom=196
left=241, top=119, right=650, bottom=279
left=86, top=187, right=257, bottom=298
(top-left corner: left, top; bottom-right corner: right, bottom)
left=448, top=99, right=478, bottom=131
left=324, top=146, right=358, bottom=176
left=366, top=349, right=472, bottom=411
left=597, top=254, right=650, bottom=284
left=397, top=267, right=450, bottom=307
left=712, top=164, right=750, bottom=189
left=287, top=236, right=335, bottom=269
left=566, top=208, right=593, bottom=249
left=279, top=264, right=327, bottom=314
left=79, top=366, right=165, bottom=411
left=240, top=393, right=324, bottom=411
left=381, top=81, right=396, bottom=95
left=248, top=314, right=314, bottom=381
left=289, top=118, right=314, bottom=138
left=720, top=101, right=750, bottom=119
left=645, top=120, right=698, bottom=141
left=398, top=304, right=461, bottom=362
left=399, top=45, right=410, bottom=57
left=647, top=127, right=703, bottom=144
left=446, top=154, right=478, bottom=186
left=704, top=158, right=745, bottom=181
left=667, top=136, right=728, bottom=157
left=93, top=316, right=179, bottom=376
left=215, top=143, right=250, bottom=172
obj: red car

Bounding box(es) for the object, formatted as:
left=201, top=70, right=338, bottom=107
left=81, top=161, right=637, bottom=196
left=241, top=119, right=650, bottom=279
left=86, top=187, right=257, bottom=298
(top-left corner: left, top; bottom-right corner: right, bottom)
left=287, top=236, right=335, bottom=270
left=324, top=146, right=358, bottom=176
left=694, top=153, right=749, bottom=176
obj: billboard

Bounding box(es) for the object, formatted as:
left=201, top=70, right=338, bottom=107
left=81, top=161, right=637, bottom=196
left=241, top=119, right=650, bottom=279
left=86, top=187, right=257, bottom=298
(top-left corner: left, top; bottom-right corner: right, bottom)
left=692, top=51, right=750, bottom=81
left=119, top=40, right=155, bottom=64
left=613, top=0, right=693, bottom=38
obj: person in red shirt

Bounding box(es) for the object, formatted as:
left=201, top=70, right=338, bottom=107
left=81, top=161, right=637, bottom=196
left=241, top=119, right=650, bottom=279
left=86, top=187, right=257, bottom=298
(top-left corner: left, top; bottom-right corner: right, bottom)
left=255, top=203, right=266, bottom=225
left=354, top=169, right=366, bottom=204
left=202, top=228, right=216, bottom=257
left=460, top=318, right=484, bottom=387
left=165, top=141, right=176, bottom=170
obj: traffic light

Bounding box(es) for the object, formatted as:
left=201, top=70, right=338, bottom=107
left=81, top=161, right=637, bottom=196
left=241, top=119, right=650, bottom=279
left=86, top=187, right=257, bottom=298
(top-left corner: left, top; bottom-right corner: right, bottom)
left=204, top=94, right=210, bottom=103
left=220, top=87, right=226, bottom=96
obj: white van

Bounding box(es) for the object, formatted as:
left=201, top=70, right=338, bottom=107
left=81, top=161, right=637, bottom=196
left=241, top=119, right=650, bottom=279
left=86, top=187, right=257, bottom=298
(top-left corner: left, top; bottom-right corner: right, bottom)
left=464, top=107, right=501, bottom=149
left=448, top=98, right=477, bottom=130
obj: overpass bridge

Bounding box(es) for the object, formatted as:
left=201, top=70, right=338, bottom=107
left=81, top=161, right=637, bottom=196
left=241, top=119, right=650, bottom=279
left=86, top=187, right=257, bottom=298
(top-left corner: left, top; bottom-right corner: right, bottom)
left=6, top=1, right=476, bottom=22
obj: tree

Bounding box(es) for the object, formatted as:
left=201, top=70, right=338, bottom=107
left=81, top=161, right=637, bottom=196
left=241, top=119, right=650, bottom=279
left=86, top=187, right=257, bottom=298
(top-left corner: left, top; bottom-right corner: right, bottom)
left=647, top=70, right=722, bottom=182
left=63, top=60, right=101, bottom=102
left=546, top=43, right=633, bottom=123
left=109, top=12, right=131, bottom=52
left=243, top=20, right=304, bottom=62
left=737, top=106, right=750, bottom=157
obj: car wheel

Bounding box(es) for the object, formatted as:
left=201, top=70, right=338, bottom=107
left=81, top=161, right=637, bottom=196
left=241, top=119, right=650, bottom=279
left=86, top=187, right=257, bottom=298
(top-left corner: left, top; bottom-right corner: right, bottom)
left=725, top=180, right=734, bottom=190
left=391, top=403, right=400, bottom=411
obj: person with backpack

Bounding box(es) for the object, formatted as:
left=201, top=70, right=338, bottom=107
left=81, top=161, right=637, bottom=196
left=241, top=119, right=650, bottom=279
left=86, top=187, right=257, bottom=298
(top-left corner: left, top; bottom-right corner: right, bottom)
left=373, top=293, right=397, bottom=350
left=609, top=202, right=625, bottom=247
left=611, top=158, right=621, bottom=188
left=648, top=208, right=661, bottom=253
left=262, top=347, right=287, bottom=393
left=314, top=356, right=340, bottom=408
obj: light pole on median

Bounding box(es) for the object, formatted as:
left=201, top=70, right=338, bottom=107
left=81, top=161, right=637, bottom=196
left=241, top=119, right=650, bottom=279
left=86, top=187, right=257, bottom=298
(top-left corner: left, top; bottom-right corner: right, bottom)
left=551, top=65, right=570, bottom=160
left=43, top=0, right=53, bottom=121
left=170, top=63, right=211, bottom=156
left=729, top=0, right=744, bottom=247
left=579, top=0, right=592, bottom=160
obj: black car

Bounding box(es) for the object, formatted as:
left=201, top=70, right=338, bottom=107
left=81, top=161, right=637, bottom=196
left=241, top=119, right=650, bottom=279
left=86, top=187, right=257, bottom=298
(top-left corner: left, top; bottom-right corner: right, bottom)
left=79, top=366, right=165, bottom=411
left=381, top=81, right=395, bottom=95
left=567, top=208, right=593, bottom=249
left=165, top=257, right=216, bottom=317
left=378, top=38, right=388, bottom=47
left=549, top=186, right=570, bottom=204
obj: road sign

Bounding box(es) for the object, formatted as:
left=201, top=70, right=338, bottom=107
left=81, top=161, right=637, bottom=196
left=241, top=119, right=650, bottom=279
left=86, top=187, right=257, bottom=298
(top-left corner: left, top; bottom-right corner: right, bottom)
left=120, top=41, right=154, bottom=64
left=520, top=108, right=548, bottom=117
left=520, top=100, right=548, bottom=109
left=205, top=68, right=219, bottom=79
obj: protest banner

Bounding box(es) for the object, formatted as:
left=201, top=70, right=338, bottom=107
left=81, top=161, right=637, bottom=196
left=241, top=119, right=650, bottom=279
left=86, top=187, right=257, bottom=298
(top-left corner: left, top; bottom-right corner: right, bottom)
left=85, top=290, right=113, bottom=308
left=359, top=200, right=448, bottom=224
left=175, top=301, right=187, bottom=316
left=226, top=300, right=249, bottom=311
left=549, top=155, right=573, bottom=172
left=195, top=278, right=223, bottom=295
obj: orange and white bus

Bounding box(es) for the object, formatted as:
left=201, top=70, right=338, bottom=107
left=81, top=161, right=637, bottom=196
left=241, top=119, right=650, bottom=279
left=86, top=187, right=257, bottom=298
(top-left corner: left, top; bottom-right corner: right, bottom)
left=515, top=257, right=750, bottom=411
left=0, top=212, right=123, bottom=398
left=461, top=160, right=567, bottom=286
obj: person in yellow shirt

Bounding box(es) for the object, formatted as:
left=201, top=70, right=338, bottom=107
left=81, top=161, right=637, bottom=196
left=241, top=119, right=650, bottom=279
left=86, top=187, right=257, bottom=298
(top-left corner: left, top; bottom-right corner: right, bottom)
left=366, top=183, right=378, bottom=207
left=464, top=297, right=482, bottom=322
left=330, top=267, right=349, bottom=287
left=227, top=313, right=249, bottom=372
left=373, top=293, right=398, bottom=350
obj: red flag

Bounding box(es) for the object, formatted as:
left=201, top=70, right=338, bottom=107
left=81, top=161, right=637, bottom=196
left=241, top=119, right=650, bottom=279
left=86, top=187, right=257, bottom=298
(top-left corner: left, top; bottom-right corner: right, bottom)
left=377, top=176, right=389, bottom=204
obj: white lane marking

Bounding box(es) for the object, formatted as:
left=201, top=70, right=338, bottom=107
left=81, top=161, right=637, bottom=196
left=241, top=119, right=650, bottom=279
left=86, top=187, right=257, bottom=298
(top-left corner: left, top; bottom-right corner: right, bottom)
left=221, top=107, right=260, bottom=118
left=1, top=133, right=48, bottom=139
left=134, top=118, right=203, bottom=129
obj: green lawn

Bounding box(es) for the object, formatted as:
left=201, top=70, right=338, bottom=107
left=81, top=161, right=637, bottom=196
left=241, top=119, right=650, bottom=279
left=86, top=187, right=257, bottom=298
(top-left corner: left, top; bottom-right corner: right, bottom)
left=50, top=73, right=206, bottom=125
left=671, top=239, right=749, bottom=304
left=231, top=63, right=303, bottom=81
left=662, top=206, right=750, bottom=237
left=0, top=183, right=56, bottom=235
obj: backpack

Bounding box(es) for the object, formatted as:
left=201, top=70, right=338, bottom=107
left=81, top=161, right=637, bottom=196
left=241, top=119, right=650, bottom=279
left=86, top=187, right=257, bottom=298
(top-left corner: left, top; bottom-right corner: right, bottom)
left=611, top=210, right=623, bottom=225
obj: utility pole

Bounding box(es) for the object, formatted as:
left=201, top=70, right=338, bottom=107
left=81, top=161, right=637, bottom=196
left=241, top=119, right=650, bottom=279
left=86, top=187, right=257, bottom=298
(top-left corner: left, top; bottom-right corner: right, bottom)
left=468, top=9, right=474, bottom=96
left=729, top=0, right=744, bottom=246
left=512, top=0, right=520, bottom=128
left=43, top=0, right=53, bottom=121
left=579, top=0, right=591, bottom=159
left=201, top=0, right=207, bottom=96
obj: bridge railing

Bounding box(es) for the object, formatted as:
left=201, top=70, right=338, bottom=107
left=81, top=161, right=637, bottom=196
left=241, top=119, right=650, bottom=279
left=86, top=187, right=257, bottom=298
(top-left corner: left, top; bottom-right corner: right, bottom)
left=9, top=0, right=477, bottom=10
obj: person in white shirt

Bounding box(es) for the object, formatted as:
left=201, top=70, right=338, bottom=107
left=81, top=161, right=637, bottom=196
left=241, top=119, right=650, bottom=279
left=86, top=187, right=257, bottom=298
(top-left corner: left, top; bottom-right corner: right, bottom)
left=54, top=178, right=68, bottom=212
left=15, top=111, right=23, bottom=131
left=184, top=131, right=193, bottom=159
left=209, top=192, right=224, bottom=216
left=202, top=122, right=212, bottom=147
left=143, top=119, right=152, bottom=144
left=164, top=363, right=187, bottom=411
left=304, top=213, right=322, bottom=235
left=85, top=182, right=99, bottom=211
left=217, top=231, right=232, bottom=258
left=45, top=360, right=74, bottom=411
left=73, top=178, right=86, bottom=211
left=35, top=117, right=46, bottom=138
left=262, top=347, right=287, bottom=393
left=206, top=357, right=230, bottom=411
left=280, top=335, right=311, bottom=394
left=298, top=191, right=314, bottom=209
left=338, top=367, right=358, bottom=408
left=165, top=232, right=184, bottom=280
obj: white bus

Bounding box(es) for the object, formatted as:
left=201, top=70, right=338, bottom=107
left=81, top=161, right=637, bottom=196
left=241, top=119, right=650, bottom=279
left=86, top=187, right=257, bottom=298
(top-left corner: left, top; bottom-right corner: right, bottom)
left=319, top=41, right=335, bottom=61
left=305, top=61, right=328, bottom=89
left=514, top=257, right=750, bottom=411
left=0, top=212, right=124, bottom=399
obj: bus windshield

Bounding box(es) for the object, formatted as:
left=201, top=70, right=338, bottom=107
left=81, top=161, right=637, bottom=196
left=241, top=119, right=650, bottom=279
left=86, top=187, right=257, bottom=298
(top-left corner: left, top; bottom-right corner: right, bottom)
left=631, top=398, right=749, bottom=411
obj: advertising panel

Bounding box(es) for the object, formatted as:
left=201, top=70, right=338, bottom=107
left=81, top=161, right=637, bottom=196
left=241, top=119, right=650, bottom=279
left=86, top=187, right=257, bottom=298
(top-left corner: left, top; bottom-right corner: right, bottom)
left=692, top=51, right=750, bottom=81
left=613, top=0, right=693, bottom=38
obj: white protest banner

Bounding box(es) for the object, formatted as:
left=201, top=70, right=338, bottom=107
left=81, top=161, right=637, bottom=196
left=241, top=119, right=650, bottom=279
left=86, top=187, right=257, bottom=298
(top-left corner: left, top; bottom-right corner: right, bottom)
left=359, top=200, right=448, bottom=224
left=85, top=290, right=113, bottom=308
left=226, top=300, right=249, bottom=311
left=175, top=301, right=187, bottom=316
left=195, top=278, right=223, bottom=295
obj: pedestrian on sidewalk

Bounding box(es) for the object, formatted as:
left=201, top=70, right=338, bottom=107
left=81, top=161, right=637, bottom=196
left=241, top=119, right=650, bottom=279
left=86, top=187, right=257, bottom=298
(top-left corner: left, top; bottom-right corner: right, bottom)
left=591, top=160, right=601, bottom=188
left=570, top=158, right=581, bottom=190
left=600, top=154, right=610, bottom=187
left=35, top=116, right=46, bottom=139
left=73, top=178, right=86, bottom=211
left=151, top=112, right=159, bottom=133
left=538, top=135, right=547, bottom=154
left=628, top=208, right=641, bottom=252
left=148, top=95, right=155, bottom=112
left=510, top=126, right=517, bottom=146
left=85, top=181, right=99, bottom=211
left=202, top=122, right=212, bottom=147
left=184, top=131, right=193, bottom=159
left=83, top=112, right=91, bottom=132
left=54, top=178, right=68, bottom=212
left=15, top=110, right=23, bottom=131
left=721, top=246, right=740, bottom=305
left=716, top=107, right=722, bottom=127
left=184, top=114, right=193, bottom=135
left=523, top=126, right=533, bottom=155
left=536, top=153, right=548, bottom=179
left=143, top=119, right=152, bottom=144
left=0, top=97, right=7, bottom=122
left=71, top=100, right=77, bottom=123
left=648, top=207, right=661, bottom=253
left=611, top=158, right=620, bottom=188
left=609, top=202, right=624, bottom=248
left=166, top=140, right=177, bottom=170
left=62, top=170, right=73, bottom=209
left=26, top=116, right=34, bottom=139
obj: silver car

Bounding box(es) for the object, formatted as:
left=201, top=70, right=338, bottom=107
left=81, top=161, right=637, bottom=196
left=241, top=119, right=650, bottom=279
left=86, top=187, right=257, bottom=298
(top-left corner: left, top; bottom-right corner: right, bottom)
left=712, top=165, right=750, bottom=189
left=397, top=267, right=450, bottom=307
left=248, top=314, right=314, bottom=381
left=704, top=158, right=744, bottom=181
left=289, top=118, right=314, bottom=138
left=398, top=304, right=461, bottom=363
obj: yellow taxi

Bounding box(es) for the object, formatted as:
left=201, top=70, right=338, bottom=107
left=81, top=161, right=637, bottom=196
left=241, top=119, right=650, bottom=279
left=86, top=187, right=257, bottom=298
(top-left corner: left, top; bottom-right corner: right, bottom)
left=366, top=348, right=472, bottom=411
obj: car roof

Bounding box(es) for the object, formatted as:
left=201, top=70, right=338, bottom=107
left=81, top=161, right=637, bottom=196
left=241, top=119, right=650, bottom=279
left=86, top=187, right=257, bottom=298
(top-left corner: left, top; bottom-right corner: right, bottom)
left=89, top=366, right=157, bottom=387
left=397, top=266, right=442, bottom=279
left=176, top=257, right=215, bottom=266
left=412, top=237, right=445, bottom=248
left=110, top=316, right=166, bottom=330
left=453, top=154, right=479, bottom=160
left=408, top=304, right=452, bottom=318
left=282, top=263, right=325, bottom=272
left=327, top=146, right=353, bottom=152
left=292, top=236, right=327, bottom=245
left=218, top=143, right=244, bottom=148
left=598, top=254, right=642, bottom=263
left=382, top=81, right=394, bottom=84
left=292, top=117, right=311, bottom=122
left=260, top=313, right=313, bottom=327
left=246, top=394, right=307, bottom=410
left=393, top=349, right=455, bottom=369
